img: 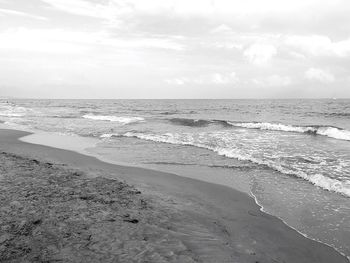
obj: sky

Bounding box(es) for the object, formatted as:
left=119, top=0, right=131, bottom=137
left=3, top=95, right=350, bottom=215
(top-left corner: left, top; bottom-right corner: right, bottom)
left=0, top=0, right=350, bottom=99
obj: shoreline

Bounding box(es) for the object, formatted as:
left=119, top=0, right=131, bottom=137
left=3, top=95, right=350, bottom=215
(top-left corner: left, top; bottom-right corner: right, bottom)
left=0, top=128, right=348, bottom=262
left=18, top=128, right=350, bottom=259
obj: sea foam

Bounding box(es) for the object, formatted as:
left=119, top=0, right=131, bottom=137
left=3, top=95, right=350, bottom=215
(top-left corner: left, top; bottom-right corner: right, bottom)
left=0, top=104, right=27, bottom=117
left=83, top=114, right=144, bottom=124
left=227, top=122, right=350, bottom=141
left=109, top=131, right=350, bottom=197
left=167, top=118, right=350, bottom=141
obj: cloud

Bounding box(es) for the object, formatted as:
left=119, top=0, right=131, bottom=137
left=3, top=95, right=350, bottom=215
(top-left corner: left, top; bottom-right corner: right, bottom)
left=164, top=78, right=186, bottom=85
left=38, top=1, right=349, bottom=33
left=305, top=68, right=335, bottom=83
left=243, top=43, right=277, bottom=65
left=0, top=8, right=48, bottom=20
left=0, top=28, right=89, bottom=53
left=285, top=35, right=350, bottom=57
left=165, top=72, right=239, bottom=85
left=0, top=28, right=184, bottom=53
left=1, top=0, right=350, bottom=98
left=210, top=24, right=233, bottom=34
left=253, top=75, right=292, bottom=87
left=211, top=72, right=238, bottom=84
left=40, top=0, right=132, bottom=27
left=40, top=0, right=313, bottom=17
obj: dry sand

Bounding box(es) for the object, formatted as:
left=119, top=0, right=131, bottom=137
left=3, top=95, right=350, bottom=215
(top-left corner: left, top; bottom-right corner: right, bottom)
left=0, top=129, right=348, bottom=263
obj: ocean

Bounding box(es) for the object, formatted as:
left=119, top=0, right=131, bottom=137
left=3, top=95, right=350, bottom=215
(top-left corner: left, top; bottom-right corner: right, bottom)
left=0, top=99, right=349, bottom=257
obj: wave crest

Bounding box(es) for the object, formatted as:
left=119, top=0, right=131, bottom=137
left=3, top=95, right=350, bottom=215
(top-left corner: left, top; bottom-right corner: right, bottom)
left=229, top=122, right=350, bottom=141
left=0, top=104, right=27, bottom=117
left=83, top=114, right=144, bottom=124
left=167, top=118, right=350, bottom=141
left=169, top=118, right=212, bottom=127
left=109, top=131, right=350, bottom=197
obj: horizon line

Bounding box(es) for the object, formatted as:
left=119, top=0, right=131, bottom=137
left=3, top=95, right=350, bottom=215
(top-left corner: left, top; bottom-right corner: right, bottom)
left=0, top=97, right=348, bottom=100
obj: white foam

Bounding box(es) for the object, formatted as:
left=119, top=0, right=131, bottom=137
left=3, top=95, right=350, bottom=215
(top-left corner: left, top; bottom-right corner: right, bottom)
left=216, top=148, right=350, bottom=197
left=100, top=133, right=114, bottom=138
left=0, top=105, right=28, bottom=117
left=317, top=126, right=350, bottom=141
left=83, top=114, right=144, bottom=124
left=116, top=131, right=350, bottom=197
left=229, top=122, right=350, bottom=141
left=230, top=122, right=311, bottom=133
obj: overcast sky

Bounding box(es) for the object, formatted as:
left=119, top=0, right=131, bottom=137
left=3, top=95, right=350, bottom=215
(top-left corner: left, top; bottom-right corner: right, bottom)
left=0, top=0, right=350, bottom=98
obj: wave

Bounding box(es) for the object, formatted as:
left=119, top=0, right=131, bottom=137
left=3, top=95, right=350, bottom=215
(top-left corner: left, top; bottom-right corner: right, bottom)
left=228, top=122, right=350, bottom=141
left=143, top=161, right=197, bottom=166
left=83, top=114, right=144, bottom=124
left=0, top=105, right=28, bottom=117
left=108, top=131, right=350, bottom=197
left=161, top=110, right=197, bottom=115
left=167, top=118, right=350, bottom=141
left=143, top=162, right=258, bottom=170
left=325, top=112, right=350, bottom=117
left=100, top=133, right=118, bottom=138
left=209, top=164, right=261, bottom=170
left=160, top=111, right=178, bottom=115
left=0, top=112, right=23, bottom=117
left=169, top=118, right=213, bottom=127
left=168, top=118, right=230, bottom=127
left=215, top=148, right=350, bottom=197
left=51, top=115, right=79, bottom=119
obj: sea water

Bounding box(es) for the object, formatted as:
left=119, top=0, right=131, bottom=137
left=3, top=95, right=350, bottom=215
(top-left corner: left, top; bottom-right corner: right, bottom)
left=1, top=99, right=349, bottom=257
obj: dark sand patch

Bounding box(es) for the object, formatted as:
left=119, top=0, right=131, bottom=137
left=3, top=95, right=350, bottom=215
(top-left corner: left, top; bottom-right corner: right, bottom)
left=0, top=152, right=210, bottom=262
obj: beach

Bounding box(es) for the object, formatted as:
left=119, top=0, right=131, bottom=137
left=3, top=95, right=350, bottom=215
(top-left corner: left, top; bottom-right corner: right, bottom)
left=0, top=128, right=348, bottom=263
left=2, top=0, right=350, bottom=260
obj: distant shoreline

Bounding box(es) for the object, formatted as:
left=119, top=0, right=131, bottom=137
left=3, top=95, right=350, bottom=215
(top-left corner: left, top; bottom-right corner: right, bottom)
left=2, top=98, right=350, bottom=100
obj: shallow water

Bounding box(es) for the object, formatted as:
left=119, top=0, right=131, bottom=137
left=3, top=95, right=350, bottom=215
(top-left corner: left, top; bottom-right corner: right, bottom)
left=1, top=98, right=349, bottom=257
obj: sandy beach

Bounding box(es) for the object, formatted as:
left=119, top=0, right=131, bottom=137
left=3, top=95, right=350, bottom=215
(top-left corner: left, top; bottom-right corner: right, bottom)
left=2, top=0, right=350, bottom=260
left=0, top=128, right=348, bottom=263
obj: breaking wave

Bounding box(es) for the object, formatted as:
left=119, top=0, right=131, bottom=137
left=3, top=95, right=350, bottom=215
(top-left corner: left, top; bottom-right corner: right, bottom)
left=229, top=122, right=350, bottom=141
left=102, top=131, right=350, bottom=197
left=0, top=104, right=27, bottom=117
left=83, top=114, right=144, bottom=124
left=167, top=118, right=350, bottom=141
left=325, top=112, right=350, bottom=117
left=168, top=118, right=230, bottom=127
left=169, top=118, right=214, bottom=127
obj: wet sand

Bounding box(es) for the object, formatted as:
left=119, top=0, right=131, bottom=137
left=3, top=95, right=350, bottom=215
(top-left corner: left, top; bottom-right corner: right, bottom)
left=0, top=129, right=348, bottom=263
